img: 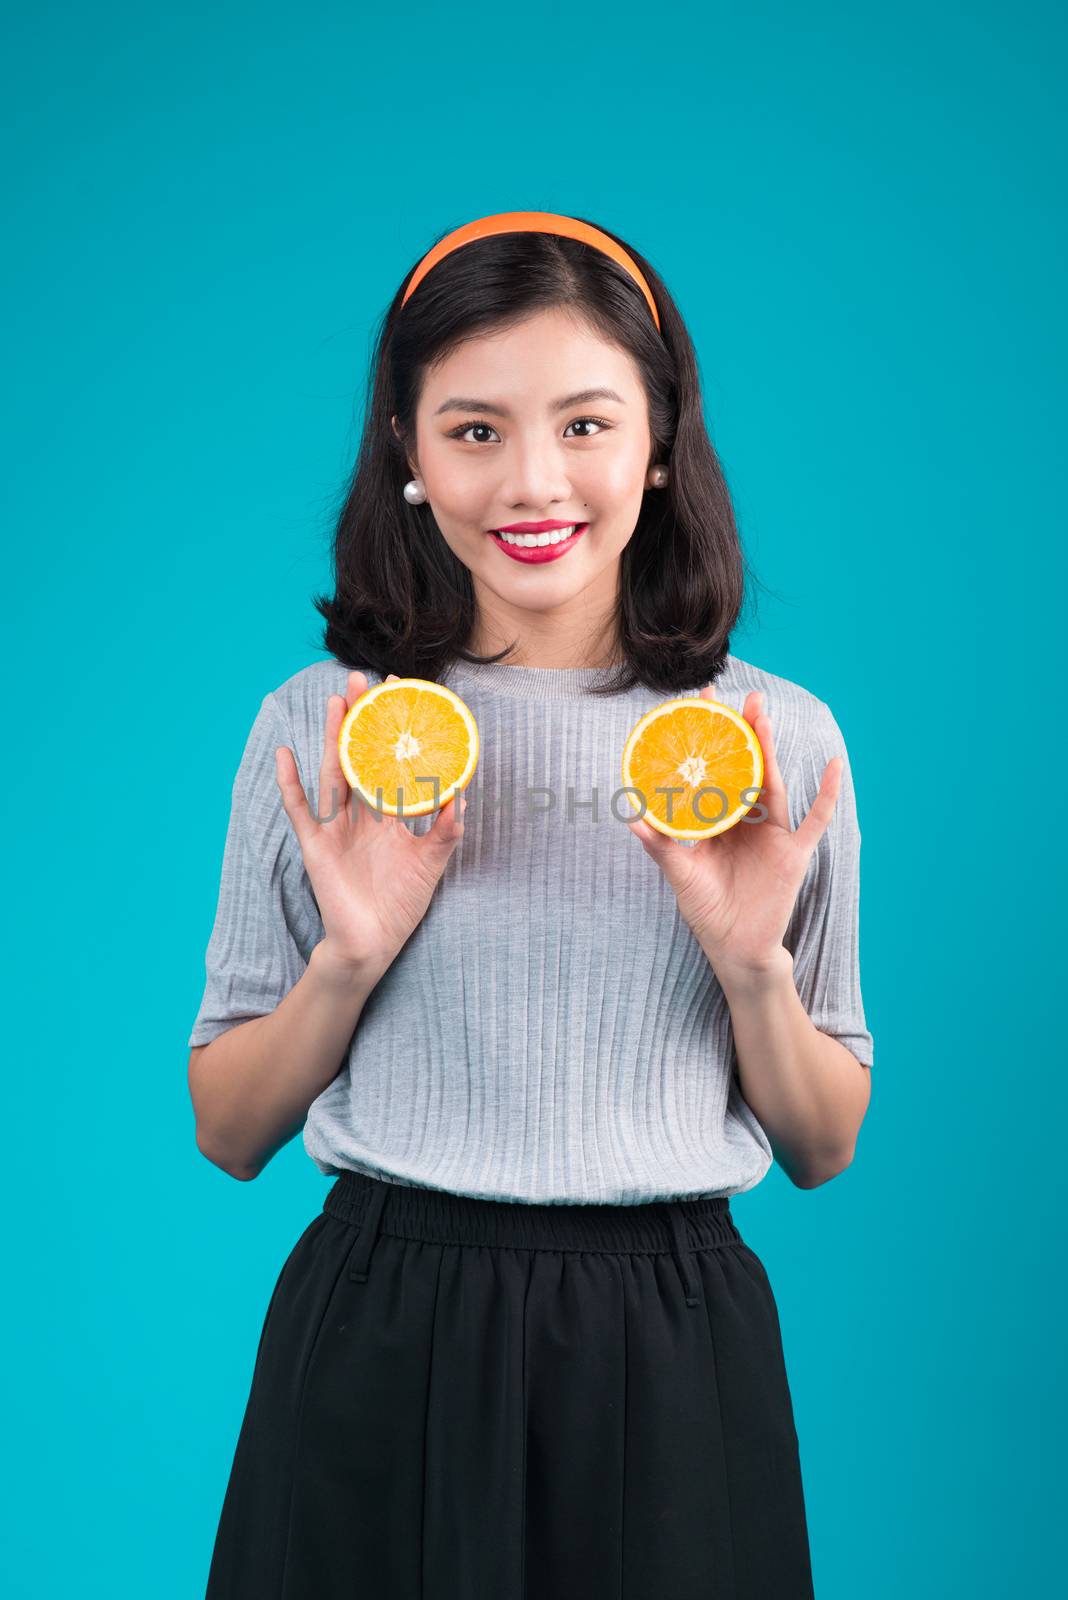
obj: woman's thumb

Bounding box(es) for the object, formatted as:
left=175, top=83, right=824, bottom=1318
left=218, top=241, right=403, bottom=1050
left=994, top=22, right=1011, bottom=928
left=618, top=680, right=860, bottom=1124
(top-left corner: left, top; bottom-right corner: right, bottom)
left=428, top=790, right=467, bottom=856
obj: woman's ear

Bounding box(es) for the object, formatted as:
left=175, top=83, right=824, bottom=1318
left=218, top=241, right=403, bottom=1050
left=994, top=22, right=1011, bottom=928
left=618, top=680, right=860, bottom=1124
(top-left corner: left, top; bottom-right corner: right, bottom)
left=391, top=414, right=419, bottom=475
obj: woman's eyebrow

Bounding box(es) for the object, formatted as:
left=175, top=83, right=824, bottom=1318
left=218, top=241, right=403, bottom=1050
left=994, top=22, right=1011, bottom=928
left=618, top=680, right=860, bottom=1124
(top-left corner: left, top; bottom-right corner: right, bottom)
left=434, top=387, right=626, bottom=417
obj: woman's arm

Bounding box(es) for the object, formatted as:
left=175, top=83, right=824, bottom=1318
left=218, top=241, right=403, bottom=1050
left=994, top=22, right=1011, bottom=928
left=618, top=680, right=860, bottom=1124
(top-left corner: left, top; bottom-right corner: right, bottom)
left=719, top=949, right=872, bottom=1187
left=626, top=684, right=874, bottom=1186
left=187, top=670, right=466, bottom=1180
left=189, top=943, right=387, bottom=1180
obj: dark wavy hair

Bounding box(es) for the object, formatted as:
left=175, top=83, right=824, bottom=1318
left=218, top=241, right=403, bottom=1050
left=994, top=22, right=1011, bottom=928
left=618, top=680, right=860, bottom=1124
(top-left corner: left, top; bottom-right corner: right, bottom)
left=312, top=216, right=762, bottom=696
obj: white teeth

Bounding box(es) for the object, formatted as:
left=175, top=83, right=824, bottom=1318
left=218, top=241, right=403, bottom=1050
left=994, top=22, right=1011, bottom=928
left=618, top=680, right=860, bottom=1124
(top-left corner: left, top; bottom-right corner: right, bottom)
left=495, top=524, right=577, bottom=547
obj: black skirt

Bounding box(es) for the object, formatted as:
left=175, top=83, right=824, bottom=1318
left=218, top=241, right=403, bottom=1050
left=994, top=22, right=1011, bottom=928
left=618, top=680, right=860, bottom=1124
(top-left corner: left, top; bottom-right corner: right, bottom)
left=204, top=1172, right=814, bottom=1599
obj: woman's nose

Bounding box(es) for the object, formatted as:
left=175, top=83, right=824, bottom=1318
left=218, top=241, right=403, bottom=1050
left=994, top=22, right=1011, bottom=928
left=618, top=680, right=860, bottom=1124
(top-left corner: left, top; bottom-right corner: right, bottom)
left=498, top=439, right=573, bottom=511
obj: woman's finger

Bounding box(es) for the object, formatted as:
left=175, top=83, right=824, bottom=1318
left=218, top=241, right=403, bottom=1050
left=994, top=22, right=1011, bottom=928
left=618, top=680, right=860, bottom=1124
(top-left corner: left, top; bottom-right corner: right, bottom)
left=749, top=693, right=790, bottom=830
left=427, top=786, right=467, bottom=844
left=275, top=744, right=317, bottom=857
left=317, top=695, right=350, bottom=826
left=793, top=757, right=843, bottom=858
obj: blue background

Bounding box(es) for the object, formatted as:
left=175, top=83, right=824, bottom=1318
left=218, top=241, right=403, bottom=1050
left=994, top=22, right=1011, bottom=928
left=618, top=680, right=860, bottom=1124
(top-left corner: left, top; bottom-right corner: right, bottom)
left=3, top=1, right=1064, bottom=1593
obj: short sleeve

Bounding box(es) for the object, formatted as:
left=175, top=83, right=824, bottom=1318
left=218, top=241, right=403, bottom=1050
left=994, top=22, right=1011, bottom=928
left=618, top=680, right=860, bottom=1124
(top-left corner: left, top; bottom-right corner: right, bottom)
left=187, top=691, right=324, bottom=1047
left=782, top=699, right=874, bottom=1068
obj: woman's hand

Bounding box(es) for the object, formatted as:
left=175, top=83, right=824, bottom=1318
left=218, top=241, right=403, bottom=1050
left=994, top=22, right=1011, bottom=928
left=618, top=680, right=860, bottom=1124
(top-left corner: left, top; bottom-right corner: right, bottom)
left=274, top=671, right=467, bottom=978
left=625, top=688, right=843, bottom=986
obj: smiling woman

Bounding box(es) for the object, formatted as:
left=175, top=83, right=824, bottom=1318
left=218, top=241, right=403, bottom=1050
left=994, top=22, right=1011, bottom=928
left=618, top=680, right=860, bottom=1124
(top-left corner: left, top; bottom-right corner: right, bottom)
left=312, top=213, right=754, bottom=687
left=191, top=211, right=872, bottom=1599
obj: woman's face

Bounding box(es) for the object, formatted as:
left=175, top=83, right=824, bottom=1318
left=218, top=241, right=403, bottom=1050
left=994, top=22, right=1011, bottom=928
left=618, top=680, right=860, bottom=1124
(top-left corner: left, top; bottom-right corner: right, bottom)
left=395, top=306, right=655, bottom=662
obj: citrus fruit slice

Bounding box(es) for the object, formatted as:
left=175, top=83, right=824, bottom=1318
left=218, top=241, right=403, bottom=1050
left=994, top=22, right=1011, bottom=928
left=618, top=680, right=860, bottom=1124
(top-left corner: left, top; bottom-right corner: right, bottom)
left=621, top=696, right=764, bottom=840
left=338, top=677, right=479, bottom=817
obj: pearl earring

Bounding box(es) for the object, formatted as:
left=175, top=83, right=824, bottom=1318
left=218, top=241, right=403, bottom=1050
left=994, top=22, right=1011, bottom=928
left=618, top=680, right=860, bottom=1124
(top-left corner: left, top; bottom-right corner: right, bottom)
left=647, top=465, right=669, bottom=489
left=403, top=477, right=427, bottom=505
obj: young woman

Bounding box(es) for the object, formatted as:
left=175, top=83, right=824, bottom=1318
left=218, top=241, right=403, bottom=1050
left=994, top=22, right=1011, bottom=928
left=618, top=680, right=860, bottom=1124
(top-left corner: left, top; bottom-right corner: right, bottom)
left=189, top=210, right=873, bottom=1599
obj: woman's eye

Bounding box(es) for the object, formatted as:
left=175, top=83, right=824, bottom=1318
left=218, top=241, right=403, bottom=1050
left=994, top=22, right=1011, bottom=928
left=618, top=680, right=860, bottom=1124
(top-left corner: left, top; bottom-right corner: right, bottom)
left=452, top=422, right=501, bottom=444
left=448, top=416, right=611, bottom=445
left=563, top=417, right=609, bottom=438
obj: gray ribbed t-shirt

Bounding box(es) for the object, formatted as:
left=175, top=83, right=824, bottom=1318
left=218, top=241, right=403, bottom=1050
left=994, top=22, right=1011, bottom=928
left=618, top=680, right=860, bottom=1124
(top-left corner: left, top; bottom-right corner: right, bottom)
left=188, top=653, right=873, bottom=1204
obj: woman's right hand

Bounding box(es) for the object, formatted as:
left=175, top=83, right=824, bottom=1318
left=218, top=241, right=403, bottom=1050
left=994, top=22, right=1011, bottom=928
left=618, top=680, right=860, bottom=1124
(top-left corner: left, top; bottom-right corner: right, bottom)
left=273, top=671, right=467, bottom=979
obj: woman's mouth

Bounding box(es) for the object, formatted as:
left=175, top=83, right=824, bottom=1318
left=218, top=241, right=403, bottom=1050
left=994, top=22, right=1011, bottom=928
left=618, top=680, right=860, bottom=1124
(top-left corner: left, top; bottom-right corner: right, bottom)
left=487, top=523, right=589, bottom=563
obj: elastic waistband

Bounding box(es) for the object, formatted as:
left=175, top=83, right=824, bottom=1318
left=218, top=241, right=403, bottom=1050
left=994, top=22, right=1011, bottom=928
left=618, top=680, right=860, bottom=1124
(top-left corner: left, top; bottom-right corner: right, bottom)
left=323, top=1172, right=744, bottom=1309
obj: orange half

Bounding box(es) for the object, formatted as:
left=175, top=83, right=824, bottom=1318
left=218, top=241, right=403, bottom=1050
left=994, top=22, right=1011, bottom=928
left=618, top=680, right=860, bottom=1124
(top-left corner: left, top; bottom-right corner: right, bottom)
left=621, top=696, right=765, bottom=840
left=338, top=678, right=479, bottom=817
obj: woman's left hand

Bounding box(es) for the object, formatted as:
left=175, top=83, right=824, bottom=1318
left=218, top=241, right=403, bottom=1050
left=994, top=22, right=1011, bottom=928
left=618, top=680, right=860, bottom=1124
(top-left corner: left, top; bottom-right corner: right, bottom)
left=625, top=688, right=844, bottom=984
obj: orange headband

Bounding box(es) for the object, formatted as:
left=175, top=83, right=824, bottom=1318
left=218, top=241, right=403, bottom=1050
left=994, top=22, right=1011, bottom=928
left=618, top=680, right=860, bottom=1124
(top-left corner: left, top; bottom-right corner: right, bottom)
left=400, top=210, right=662, bottom=334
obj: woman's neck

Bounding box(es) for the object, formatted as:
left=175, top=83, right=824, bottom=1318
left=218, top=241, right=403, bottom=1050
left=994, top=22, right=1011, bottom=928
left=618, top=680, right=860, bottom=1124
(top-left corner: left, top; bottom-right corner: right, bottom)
left=463, top=629, right=624, bottom=672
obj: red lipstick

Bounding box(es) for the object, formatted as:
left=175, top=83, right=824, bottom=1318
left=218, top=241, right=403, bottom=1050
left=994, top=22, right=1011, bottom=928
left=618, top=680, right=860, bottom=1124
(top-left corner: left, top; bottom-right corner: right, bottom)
left=487, top=522, right=589, bottom=563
